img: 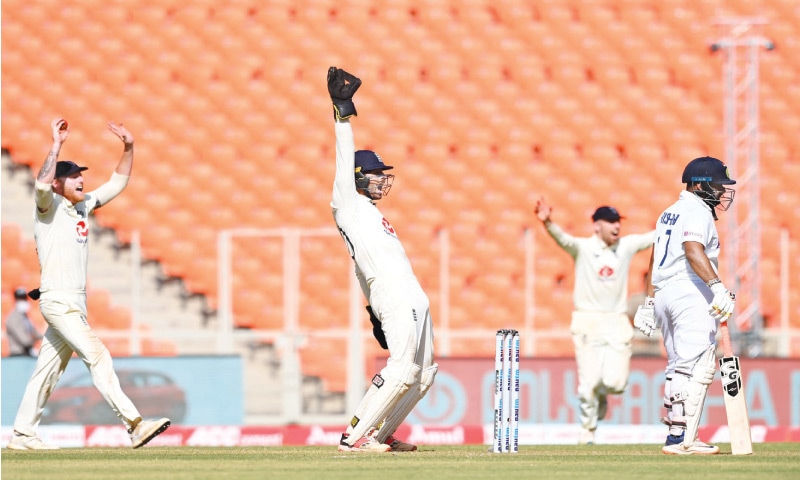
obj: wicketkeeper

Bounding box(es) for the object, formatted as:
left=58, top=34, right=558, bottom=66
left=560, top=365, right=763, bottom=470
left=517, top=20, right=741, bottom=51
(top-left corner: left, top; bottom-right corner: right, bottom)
left=328, top=67, right=437, bottom=453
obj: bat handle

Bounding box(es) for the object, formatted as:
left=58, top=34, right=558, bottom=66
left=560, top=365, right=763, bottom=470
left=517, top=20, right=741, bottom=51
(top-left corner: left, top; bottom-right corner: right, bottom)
left=720, top=324, right=734, bottom=357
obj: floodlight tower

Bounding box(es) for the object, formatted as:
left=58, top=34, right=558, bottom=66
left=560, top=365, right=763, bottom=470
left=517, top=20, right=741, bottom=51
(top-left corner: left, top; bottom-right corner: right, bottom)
left=710, top=19, right=774, bottom=356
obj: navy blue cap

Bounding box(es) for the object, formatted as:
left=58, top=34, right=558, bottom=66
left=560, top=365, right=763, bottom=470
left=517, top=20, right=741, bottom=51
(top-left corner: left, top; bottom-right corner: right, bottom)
left=592, top=206, right=623, bottom=222
left=354, top=150, right=392, bottom=172
left=681, top=156, right=736, bottom=185
left=55, top=161, right=88, bottom=178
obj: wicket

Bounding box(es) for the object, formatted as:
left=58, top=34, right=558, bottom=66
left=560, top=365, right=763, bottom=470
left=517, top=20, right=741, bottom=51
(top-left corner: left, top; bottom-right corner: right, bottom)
left=493, top=329, right=520, bottom=453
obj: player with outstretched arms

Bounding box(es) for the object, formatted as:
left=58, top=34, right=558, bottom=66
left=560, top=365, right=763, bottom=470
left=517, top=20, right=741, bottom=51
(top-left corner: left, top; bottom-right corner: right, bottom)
left=634, top=156, right=737, bottom=455
left=535, top=199, right=654, bottom=445
left=7, top=118, right=170, bottom=450
left=328, top=67, right=437, bottom=453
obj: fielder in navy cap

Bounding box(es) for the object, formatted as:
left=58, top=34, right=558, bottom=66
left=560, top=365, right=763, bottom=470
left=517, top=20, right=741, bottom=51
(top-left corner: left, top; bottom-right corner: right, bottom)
left=535, top=195, right=654, bottom=445
left=54, top=160, right=88, bottom=178
left=592, top=206, right=623, bottom=223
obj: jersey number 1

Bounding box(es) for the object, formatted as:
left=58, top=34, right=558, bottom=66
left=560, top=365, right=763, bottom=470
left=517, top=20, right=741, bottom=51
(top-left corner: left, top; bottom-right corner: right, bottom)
left=658, top=229, right=672, bottom=267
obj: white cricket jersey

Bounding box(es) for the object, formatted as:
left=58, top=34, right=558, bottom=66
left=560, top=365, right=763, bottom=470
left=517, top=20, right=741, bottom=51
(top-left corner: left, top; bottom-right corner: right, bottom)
left=545, top=222, right=654, bottom=314
left=331, top=121, right=415, bottom=295
left=651, top=190, right=720, bottom=291
left=34, top=181, right=101, bottom=293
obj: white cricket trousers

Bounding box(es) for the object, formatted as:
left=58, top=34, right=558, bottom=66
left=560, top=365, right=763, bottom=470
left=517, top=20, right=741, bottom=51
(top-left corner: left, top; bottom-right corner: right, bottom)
left=656, top=280, right=716, bottom=416
left=345, top=276, right=434, bottom=443
left=656, top=280, right=717, bottom=373
left=570, top=311, right=633, bottom=431
left=13, top=292, right=141, bottom=436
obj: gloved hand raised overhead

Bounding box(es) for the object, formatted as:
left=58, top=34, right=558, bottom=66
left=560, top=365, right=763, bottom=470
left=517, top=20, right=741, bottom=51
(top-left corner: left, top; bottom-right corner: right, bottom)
left=327, top=66, right=362, bottom=120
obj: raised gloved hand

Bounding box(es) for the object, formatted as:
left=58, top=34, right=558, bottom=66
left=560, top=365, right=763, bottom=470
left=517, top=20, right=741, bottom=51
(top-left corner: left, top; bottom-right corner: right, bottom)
left=633, top=296, right=659, bottom=337
left=366, top=305, right=388, bottom=350
left=709, top=282, right=735, bottom=322
left=327, top=66, right=361, bottom=120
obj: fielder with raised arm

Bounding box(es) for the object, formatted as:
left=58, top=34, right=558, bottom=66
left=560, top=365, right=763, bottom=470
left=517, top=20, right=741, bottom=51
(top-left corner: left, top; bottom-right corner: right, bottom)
left=535, top=199, right=654, bottom=445
left=327, top=67, right=437, bottom=453
left=7, top=118, right=169, bottom=450
left=634, top=156, right=737, bottom=455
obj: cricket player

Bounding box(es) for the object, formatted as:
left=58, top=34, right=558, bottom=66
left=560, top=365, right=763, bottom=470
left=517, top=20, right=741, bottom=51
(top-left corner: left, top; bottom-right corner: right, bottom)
left=535, top=198, right=654, bottom=445
left=634, top=156, right=737, bottom=455
left=7, top=118, right=170, bottom=450
left=327, top=67, right=437, bottom=453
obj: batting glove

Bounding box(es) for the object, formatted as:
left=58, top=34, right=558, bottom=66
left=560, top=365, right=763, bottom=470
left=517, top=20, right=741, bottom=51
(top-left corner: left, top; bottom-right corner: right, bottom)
left=633, top=296, right=659, bottom=337
left=327, top=66, right=361, bottom=120
left=709, top=282, right=735, bottom=323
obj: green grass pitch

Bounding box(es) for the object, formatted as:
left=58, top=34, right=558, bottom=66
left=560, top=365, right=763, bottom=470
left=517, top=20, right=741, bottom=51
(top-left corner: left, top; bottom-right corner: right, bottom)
left=3, top=443, right=799, bottom=480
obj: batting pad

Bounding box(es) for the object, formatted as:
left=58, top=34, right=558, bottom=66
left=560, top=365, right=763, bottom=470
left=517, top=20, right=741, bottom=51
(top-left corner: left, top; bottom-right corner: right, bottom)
left=375, top=364, right=438, bottom=443
left=345, top=363, right=421, bottom=445
left=671, top=345, right=716, bottom=444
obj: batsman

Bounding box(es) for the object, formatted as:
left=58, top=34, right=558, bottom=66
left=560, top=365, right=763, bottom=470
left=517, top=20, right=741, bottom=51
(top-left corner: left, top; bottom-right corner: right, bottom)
left=327, top=67, right=437, bottom=453
left=635, top=156, right=737, bottom=455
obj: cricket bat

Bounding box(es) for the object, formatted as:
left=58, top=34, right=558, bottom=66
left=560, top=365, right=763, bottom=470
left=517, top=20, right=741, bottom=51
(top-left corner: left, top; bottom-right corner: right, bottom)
left=718, top=324, right=753, bottom=455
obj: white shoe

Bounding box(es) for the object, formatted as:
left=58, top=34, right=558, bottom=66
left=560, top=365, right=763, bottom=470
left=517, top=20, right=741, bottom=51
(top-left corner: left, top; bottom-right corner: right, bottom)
left=6, top=433, right=59, bottom=450
left=578, top=428, right=596, bottom=445
left=129, top=418, right=171, bottom=449
left=662, top=440, right=720, bottom=455
left=338, top=433, right=390, bottom=453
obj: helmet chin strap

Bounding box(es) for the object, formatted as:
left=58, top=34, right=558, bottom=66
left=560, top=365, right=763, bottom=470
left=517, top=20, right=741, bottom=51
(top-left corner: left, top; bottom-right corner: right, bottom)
left=694, top=182, right=720, bottom=221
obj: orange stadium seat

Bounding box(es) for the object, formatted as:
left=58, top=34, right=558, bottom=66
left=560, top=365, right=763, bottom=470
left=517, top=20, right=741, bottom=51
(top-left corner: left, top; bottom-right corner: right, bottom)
left=3, top=0, right=800, bottom=364
left=300, top=337, right=347, bottom=392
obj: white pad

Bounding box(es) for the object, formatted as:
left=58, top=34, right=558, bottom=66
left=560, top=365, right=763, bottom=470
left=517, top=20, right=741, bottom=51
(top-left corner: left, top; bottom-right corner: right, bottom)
left=345, top=363, right=421, bottom=445
left=375, top=364, right=438, bottom=443
left=670, top=345, right=716, bottom=443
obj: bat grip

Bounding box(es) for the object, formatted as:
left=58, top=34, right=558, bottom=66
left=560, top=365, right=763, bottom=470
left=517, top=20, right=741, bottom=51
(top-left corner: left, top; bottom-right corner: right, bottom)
left=719, top=324, right=733, bottom=357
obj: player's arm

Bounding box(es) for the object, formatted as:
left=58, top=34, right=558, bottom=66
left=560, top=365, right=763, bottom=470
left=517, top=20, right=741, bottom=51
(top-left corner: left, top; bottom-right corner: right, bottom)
left=643, top=248, right=655, bottom=297
left=34, top=119, right=69, bottom=213
left=685, top=241, right=735, bottom=321
left=534, top=195, right=579, bottom=255
left=89, top=122, right=133, bottom=209
left=329, top=67, right=362, bottom=209
left=684, top=241, right=718, bottom=284
left=630, top=229, right=656, bottom=252
left=633, top=248, right=659, bottom=336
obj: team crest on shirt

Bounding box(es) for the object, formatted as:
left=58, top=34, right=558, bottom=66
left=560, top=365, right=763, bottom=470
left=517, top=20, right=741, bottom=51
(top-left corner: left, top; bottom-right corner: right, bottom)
left=598, top=266, right=615, bottom=279
left=76, top=220, right=89, bottom=244
left=382, top=217, right=398, bottom=238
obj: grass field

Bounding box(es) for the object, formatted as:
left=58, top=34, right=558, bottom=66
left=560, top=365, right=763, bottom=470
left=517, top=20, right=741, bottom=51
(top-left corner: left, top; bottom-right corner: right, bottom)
left=2, top=443, right=799, bottom=480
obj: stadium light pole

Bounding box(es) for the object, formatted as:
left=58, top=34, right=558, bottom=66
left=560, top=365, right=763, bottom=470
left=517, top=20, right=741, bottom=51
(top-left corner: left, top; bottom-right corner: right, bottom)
left=710, top=18, right=774, bottom=356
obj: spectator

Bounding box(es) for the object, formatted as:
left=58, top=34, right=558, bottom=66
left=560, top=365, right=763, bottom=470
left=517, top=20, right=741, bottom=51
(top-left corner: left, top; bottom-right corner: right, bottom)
left=5, top=287, right=43, bottom=357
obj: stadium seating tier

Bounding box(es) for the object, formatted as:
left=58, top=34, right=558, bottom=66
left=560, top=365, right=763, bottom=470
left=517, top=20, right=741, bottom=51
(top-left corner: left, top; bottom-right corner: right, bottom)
left=2, top=1, right=799, bottom=369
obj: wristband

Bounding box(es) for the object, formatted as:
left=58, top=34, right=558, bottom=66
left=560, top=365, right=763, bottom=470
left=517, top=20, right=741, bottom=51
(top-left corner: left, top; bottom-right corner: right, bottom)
left=706, top=278, right=721, bottom=288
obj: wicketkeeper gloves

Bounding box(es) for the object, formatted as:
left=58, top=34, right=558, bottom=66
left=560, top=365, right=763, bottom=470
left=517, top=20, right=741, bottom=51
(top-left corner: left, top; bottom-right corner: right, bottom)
left=327, top=66, right=361, bottom=120
left=633, top=296, right=659, bottom=337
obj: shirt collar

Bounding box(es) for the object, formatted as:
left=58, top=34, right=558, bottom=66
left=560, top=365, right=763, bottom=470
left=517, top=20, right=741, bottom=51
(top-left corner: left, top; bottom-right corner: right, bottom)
left=680, top=190, right=712, bottom=211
